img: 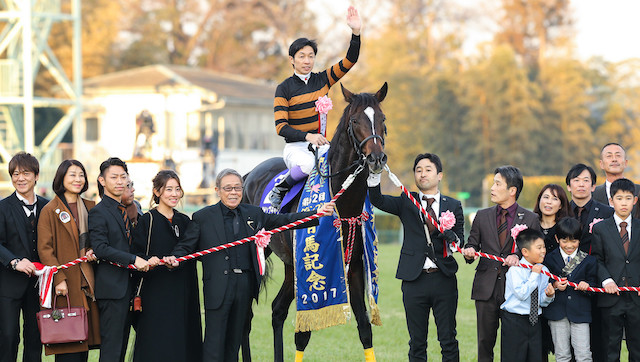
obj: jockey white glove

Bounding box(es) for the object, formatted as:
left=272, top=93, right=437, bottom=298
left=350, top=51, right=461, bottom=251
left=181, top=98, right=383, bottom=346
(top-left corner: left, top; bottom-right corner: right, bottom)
left=367, top=172, right=381, bottom=187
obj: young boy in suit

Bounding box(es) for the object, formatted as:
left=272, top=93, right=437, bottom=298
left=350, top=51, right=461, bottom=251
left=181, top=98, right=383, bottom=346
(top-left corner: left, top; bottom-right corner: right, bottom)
left=543, top=217, right=596, bottom=362
left=591, top=178, right=640, bottom=361
left=500, top=228, right=555, bottom=362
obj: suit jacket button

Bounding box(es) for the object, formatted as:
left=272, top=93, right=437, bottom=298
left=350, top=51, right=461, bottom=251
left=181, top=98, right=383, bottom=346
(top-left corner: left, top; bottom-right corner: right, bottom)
left=626, top=260, right=630, bottom=264
left=500, top=254, right=504, bottom=257
left=494, top=267, right=498, bottom=271
left=225, top=256, right=230, bottom=261
left=224, top=270, right=228, bottom=275
left=567, top=296, right=572, bottom=300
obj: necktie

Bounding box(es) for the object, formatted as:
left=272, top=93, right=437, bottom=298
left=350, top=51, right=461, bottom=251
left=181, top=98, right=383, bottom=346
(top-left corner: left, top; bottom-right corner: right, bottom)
left=498, top=208, right=509, bottom=247
left=23, top=202, right=36, bottom=228
left=620, top=221, right=629, bottom=255
left=422, top=196, right=437, bottom=234
left=117, top=204, right=131, bottom=244
left=529, top=286, right=539, bottom=326
left=576, top=206, right=585, bottom=229
left=231, top=209, right=240, bottom=236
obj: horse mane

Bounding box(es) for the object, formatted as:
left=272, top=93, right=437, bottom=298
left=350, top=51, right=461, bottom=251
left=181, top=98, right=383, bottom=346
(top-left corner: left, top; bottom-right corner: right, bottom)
left=327, top=91, right=380, bottom=164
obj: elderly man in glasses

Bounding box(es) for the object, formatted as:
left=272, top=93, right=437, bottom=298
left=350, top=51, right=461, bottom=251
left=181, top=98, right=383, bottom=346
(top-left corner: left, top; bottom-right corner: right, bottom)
left=165, top=168, right=335, bottom=362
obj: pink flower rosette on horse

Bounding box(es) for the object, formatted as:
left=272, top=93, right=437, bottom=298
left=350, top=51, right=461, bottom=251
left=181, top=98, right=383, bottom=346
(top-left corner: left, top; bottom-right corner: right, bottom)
left=589, top=218, right=604, bottom=233
left=315, top=95, right=333, bottom=137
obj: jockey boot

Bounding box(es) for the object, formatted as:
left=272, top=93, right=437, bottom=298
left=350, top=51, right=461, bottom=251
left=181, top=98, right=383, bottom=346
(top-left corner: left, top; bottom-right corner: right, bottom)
left=270, top=173, right=295, bottom=210
left=364, top=348, right=376, bottom=362
left=295, top=350, right=304, bottom=362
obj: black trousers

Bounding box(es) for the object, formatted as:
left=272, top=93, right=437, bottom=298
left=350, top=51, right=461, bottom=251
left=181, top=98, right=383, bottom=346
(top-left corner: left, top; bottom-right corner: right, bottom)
left=0, top=281, right=42, bottom=362
left=591, top=296, right=605, bottom=362
left=401, top=270, right=459, bottom=362
left=55, top=351, right=89, bottom=362
left=500, top=310, right=542, bottom=362
left=97, top=295, right=131, bottom=362
left=601, top=294, right=640, bottom=362
left=475, top=277, right=505, bottom=362
left=203, top=272, right=254, bottom=362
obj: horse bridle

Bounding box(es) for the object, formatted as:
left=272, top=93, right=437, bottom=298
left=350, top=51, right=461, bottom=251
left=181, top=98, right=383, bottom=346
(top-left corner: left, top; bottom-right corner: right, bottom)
left=312, top=113, right=385, bottom=179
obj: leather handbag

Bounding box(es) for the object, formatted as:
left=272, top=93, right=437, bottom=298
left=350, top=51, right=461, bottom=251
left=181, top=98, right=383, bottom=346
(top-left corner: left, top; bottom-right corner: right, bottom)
left=36, top=294, right=88, bottom=345
left=132, top=212, right=153, bottom=312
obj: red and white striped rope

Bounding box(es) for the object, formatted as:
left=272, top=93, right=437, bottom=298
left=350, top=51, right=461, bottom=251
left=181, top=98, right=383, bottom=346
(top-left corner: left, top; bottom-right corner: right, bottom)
left=383, top=165, right=640, bottom=293
left=334, top=211, right=369, bottom=267
left=47, top=165, right=365, bottom=272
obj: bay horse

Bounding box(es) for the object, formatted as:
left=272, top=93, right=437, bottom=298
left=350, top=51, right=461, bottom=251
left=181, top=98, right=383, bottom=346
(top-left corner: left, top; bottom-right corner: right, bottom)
left=243, top=82, right=388, bottom=361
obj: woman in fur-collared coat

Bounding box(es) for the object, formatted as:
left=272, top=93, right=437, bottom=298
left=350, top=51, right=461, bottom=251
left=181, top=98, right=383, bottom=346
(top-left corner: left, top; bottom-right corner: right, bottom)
left=38, top=160, right=100, bottom=360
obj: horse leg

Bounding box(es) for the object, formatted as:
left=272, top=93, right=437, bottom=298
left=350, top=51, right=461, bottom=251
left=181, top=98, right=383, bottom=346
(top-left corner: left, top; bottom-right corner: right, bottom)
left=272, top=263, right=295, bottom=362
left=348, top=255, right=376, bottom=361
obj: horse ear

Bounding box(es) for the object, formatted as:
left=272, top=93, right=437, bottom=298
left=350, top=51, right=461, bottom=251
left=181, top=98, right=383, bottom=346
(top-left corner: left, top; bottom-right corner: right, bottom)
left=341, top=83, right=354, bottom=103
left=375, top=82, right=388, bottom=103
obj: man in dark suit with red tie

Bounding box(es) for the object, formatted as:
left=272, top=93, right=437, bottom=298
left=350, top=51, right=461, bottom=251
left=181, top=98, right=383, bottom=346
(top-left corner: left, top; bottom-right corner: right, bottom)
left=462, top=165, right=540, bottom=362
left=89, top=157, right=150, bottom=362
left=0, top=152, right=49, bottom=362
left=369, top=153, right=463, bottom=361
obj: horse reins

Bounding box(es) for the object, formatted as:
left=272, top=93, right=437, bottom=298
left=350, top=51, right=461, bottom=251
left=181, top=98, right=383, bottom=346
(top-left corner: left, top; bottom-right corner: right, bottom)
left=312, top=117, right=385, bottom=179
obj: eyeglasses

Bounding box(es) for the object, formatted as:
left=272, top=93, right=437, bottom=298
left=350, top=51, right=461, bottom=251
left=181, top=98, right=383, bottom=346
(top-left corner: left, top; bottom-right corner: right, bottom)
left=221, top=186, right=243, bottom=192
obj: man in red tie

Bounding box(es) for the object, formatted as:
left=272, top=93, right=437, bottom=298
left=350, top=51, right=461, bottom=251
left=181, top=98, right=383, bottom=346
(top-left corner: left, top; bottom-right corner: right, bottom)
left=369, top=153, right=463, bottom=361
left=462, top=165, right=540, bottom=362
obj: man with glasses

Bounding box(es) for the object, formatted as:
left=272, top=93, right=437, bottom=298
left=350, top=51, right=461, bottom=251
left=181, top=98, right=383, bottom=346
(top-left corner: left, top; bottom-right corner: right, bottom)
left=0, top=152, right=49, bottom=362
left=166, top=168, right=335, bottom=361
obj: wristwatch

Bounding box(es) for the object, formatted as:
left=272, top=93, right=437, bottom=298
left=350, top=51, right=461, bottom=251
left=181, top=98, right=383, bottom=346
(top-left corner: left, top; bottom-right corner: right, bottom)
left=10, top=258, right=19, bottom=270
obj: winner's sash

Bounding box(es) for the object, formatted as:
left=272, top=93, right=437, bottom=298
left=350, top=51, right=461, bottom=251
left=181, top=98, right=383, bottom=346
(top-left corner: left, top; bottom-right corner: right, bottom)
left=295, top=152, right=349, bottom=332
left=294, top=151, right=381, bottom=331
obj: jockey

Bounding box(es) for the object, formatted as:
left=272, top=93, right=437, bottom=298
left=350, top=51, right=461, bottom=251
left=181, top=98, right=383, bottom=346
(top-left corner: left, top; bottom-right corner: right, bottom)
left=270, top=6, right=362, bottom=209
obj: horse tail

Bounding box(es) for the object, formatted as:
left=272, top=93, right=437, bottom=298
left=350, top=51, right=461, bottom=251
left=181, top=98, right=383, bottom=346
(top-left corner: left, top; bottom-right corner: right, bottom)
left=260, top=247, right=274, bottom=293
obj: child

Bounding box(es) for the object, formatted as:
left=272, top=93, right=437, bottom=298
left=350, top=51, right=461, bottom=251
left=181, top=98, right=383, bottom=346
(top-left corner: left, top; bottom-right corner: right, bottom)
left=543, top=217, right=597, bottom=362
left=591, top=178, right=640, bottom=361
left=500, top=228, right=555, bottom=362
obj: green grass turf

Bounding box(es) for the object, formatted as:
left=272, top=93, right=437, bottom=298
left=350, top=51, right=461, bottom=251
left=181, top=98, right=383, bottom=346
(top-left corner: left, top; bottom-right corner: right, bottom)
left=24, top=242, right=628, bottom=361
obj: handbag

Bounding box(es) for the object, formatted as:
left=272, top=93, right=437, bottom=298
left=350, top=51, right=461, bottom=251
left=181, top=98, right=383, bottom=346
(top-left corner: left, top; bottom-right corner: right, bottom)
left=132, top=212, right=153, bottom=312
left=36, top=294, right=88, bottom=345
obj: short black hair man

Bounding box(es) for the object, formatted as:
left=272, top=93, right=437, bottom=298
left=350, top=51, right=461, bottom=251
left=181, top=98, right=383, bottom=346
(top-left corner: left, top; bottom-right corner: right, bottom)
left=0, top=152, right=49, bottom=362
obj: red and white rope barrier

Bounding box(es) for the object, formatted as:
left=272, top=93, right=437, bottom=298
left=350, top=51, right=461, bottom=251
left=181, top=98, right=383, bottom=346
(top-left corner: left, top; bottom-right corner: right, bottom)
left=383, top=165, right=640, bottom=293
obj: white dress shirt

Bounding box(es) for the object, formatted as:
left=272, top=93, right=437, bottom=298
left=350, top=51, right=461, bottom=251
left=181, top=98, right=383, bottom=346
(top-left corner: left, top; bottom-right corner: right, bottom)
left=15, top=192, right=37, bottom=218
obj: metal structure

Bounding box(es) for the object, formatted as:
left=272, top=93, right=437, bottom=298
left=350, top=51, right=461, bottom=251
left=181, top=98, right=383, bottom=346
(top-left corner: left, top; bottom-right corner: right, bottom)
left=0, top=0, right=81, bottom=168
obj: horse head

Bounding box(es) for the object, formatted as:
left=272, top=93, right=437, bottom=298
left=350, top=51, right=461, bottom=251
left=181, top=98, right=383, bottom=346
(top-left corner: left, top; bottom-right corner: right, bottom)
left=337, top=82, right=388, bottom=174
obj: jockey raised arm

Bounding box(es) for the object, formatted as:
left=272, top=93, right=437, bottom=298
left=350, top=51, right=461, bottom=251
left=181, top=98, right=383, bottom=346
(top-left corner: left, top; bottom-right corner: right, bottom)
left=270, top=6, right=362, bottom=209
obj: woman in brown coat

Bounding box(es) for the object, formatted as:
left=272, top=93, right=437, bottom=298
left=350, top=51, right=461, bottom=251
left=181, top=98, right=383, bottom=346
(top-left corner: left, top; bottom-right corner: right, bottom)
left=38, top=160, right=100, bottom=361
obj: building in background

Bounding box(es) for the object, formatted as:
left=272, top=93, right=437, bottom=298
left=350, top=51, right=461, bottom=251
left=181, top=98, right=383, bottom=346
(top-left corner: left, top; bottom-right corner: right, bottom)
left=81, top=64, right=280, bottom=205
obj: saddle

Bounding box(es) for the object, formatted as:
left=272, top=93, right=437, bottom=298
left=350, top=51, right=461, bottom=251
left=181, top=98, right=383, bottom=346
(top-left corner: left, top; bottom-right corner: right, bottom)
left=260, top=170, right=306, bottom=214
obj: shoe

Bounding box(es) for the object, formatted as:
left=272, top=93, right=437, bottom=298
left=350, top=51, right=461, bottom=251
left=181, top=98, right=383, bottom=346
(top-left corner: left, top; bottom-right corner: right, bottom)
left=269, top=173, right=294, bottom=210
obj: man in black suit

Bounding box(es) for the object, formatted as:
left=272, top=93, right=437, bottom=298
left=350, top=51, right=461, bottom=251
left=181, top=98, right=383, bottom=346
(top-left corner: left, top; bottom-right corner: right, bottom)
left=89, top=157, right=150, bottom=362
left=565, top=163, right=613, bottom=362
left=591, top=178, right=640, bottom=361
left=566, top=163, right=613, bottom=254
left=0, top=152, right=48, bottom=362
left=461, top=165, right=540, bottom=362
left=593, top=143, right=640, bottom=206
left=166, top=168, right=334, bottom=362
left=368, top=153, right=462, bottom=361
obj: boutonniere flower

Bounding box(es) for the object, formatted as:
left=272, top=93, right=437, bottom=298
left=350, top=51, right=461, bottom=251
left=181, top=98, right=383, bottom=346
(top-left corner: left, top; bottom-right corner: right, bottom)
left=439, top=211, right=456, bottom=230
left=255, top=228, right=271, bottom=248
left=511, top=224, right=528, bottom=240
left=315, top=95, right=333, bottom=115
left=589, top=218, right=604, bottom=234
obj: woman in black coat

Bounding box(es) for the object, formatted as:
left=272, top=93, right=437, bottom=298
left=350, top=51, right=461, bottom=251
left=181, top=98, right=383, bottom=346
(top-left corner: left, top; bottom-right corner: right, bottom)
left=131, top=170, right=202, bottom=361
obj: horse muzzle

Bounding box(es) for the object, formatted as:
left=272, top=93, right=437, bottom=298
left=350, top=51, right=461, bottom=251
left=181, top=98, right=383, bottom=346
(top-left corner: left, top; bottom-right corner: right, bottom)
left=366, top=152, right=387, bottom=174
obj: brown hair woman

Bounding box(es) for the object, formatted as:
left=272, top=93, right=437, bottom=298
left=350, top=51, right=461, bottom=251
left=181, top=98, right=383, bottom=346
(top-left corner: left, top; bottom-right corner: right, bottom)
left=131, top=170, right=202, bottom=361
left=37, top=159, right=100, bottom=361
